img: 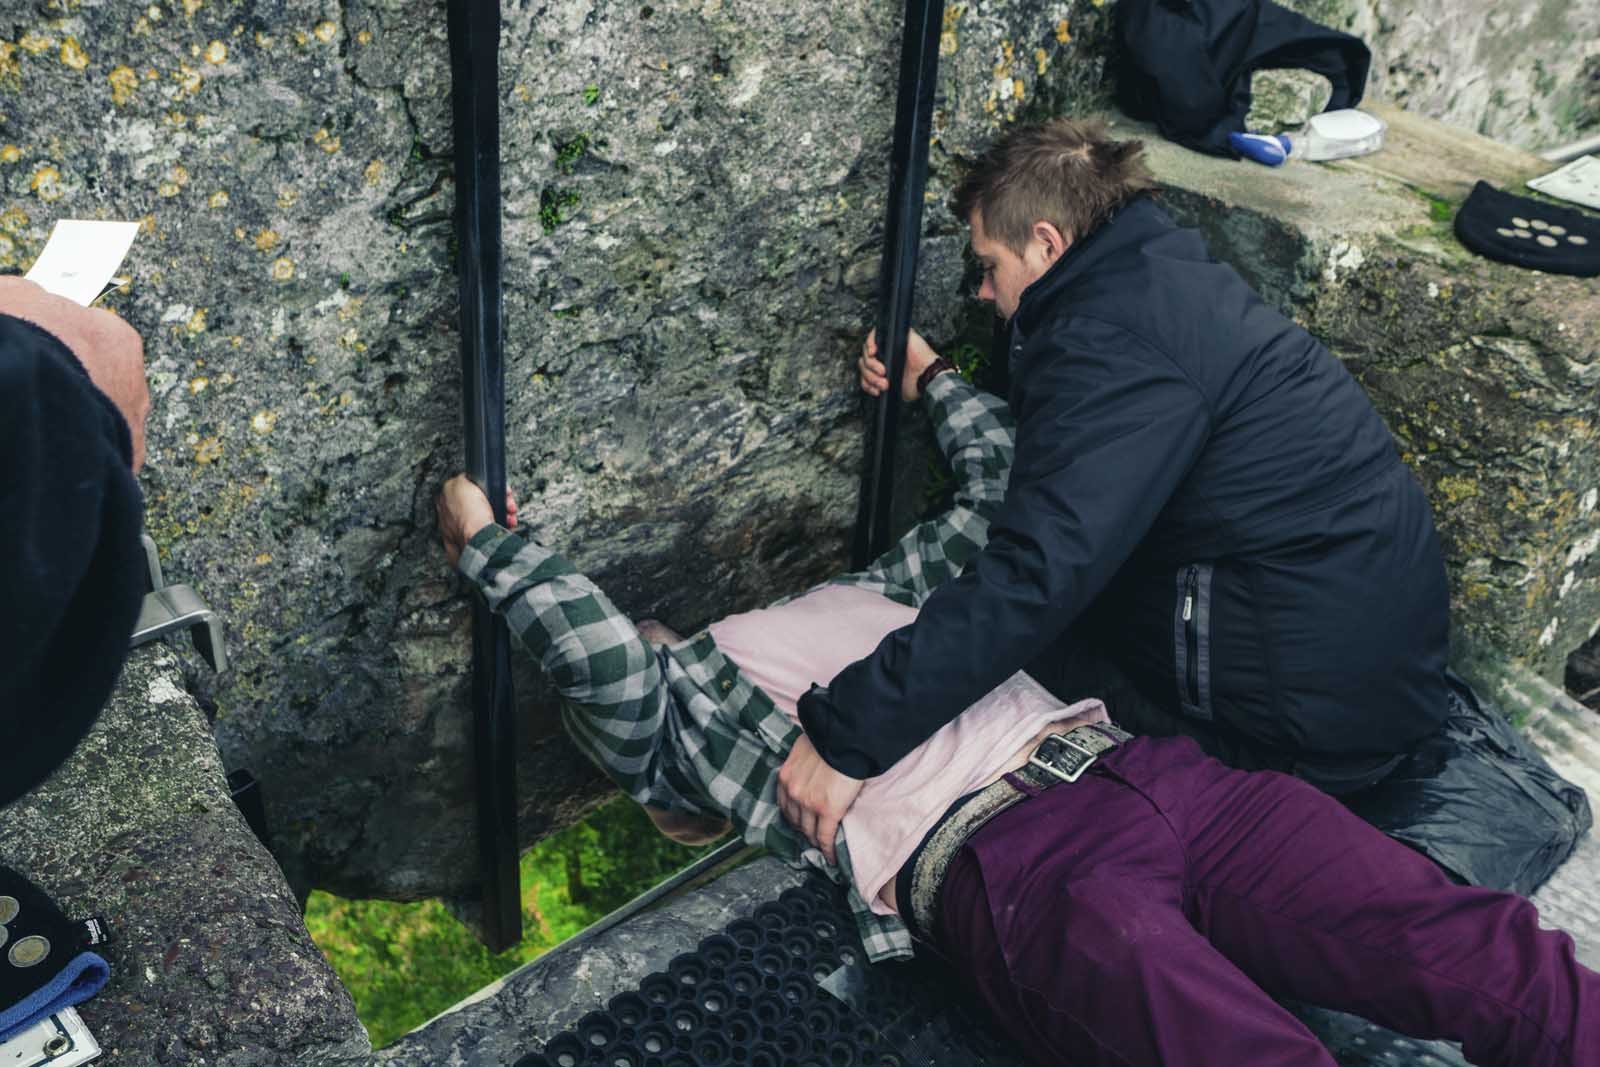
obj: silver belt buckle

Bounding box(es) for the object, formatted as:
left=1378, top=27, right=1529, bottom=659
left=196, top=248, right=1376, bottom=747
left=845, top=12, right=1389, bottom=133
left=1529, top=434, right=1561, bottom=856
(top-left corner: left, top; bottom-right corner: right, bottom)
left=1027, top=730, right=1104, bottom=784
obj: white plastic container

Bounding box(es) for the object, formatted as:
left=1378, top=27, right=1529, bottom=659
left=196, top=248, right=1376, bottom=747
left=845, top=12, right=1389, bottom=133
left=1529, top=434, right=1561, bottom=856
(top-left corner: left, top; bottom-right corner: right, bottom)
left=1286, top=108, right=1387, bottom=161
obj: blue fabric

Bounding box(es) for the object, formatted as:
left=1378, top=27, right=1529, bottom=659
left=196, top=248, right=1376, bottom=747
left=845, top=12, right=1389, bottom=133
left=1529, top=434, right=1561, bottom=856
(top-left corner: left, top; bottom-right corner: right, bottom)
left=0, top=951, right=109, bottom=1042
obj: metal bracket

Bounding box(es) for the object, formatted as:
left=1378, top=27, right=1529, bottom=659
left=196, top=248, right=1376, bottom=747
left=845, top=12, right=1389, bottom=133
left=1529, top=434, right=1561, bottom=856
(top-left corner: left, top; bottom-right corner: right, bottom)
left=130, top=533, right=227, bottom=673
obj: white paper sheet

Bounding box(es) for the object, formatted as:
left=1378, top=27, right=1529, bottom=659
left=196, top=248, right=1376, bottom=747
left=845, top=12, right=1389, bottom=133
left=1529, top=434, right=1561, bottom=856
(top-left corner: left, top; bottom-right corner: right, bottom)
left=23, top=219, right=140, bottom=307
left=1527, top=155, right=1600, bottom=213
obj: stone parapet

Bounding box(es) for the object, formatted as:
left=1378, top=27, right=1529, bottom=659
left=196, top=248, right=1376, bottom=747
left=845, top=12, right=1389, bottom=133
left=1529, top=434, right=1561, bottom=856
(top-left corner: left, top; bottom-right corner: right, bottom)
left=0, top=644, right=370, bottom=1066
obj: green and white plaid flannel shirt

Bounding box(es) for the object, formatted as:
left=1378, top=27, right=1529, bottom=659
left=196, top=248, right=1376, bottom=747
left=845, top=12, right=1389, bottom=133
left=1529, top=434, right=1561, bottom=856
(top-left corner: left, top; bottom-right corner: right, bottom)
left=458, top=371, right=1015, bottom=962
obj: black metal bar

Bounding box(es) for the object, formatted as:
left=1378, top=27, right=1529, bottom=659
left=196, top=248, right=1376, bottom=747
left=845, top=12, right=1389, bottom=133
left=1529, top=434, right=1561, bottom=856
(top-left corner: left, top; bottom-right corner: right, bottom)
left=851, top=0, right=946, bottom=570
left=447, top=0, right=521, bottom=952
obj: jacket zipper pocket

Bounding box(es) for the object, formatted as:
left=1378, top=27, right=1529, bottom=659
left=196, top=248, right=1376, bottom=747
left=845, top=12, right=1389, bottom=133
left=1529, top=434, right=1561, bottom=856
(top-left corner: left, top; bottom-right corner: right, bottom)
left=1183, top=565, right=1200, bottom=708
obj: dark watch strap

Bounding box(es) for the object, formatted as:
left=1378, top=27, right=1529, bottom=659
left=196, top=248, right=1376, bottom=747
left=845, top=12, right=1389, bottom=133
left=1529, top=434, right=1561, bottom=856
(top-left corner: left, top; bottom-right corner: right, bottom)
left=916, top=357, right=955, bottom=397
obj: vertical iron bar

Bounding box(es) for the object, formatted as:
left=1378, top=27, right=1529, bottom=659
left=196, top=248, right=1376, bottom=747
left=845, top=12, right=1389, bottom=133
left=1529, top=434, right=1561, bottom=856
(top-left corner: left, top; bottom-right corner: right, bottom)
left=851, top=0, right=946, bottom=570
left=447, top=0, right=521, bottom=952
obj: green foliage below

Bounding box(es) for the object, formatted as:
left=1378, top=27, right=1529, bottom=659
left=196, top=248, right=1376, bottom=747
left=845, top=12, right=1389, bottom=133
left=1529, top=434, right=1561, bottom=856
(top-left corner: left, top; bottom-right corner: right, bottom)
left=305, top=797, right=721, bottom=1048
left=583, top=84, right=601, bottom=106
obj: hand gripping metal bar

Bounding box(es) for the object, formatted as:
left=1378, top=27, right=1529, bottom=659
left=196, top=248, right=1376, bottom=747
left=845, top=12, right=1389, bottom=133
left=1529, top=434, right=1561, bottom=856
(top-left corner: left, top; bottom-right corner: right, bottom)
left=447, top=0, right=522, bottom=951
left=851, top=0, right=947, bottom=570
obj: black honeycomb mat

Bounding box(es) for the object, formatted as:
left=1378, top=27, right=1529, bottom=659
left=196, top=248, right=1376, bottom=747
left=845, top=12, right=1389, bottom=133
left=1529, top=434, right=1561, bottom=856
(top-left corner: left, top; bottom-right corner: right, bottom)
left=513, top=875, right=1028, bottom=1067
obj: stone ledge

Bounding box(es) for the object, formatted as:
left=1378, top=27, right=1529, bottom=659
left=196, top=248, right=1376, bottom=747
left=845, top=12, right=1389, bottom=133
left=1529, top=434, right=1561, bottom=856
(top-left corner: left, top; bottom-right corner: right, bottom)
left=0, top=643, right=370, bottom=1066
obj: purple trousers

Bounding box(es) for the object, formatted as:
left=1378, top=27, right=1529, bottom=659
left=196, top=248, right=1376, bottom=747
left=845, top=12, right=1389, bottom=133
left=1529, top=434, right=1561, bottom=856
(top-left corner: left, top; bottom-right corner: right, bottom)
left=935, top=736, right=1597, bottom=1067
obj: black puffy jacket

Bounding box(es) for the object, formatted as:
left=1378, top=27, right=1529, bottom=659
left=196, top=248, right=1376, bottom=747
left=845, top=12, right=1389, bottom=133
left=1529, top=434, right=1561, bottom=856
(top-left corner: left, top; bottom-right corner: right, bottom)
left=799, top=196, right=1450, bottom=781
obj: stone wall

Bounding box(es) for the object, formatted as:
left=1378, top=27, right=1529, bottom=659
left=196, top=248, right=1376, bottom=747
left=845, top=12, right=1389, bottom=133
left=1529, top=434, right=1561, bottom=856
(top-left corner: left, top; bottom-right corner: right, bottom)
left=0, top=0, right=1107, bottom=905
left=1280, top=0, right=1600, bottom=152
left=6, top=0, right=1597, bottom=912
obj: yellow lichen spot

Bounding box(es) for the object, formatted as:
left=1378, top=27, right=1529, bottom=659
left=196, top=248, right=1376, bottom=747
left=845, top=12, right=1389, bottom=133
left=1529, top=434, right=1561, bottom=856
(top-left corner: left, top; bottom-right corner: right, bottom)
left=186, top=307, right=207, bottom=334
left=253, top=228, right=279, bottom=251
left=194, top=435, right=223, bottom=464
left=293, top=30, right=308, bottom=46
left=339, top=390, right=353, bottom=406
left=250, top=410, right=276, bottom=434
left=0, top=41, right=19, bottom=86
left=362, top=159, right=385, bottom=186
left=270, top=256, right=294, bottom=281
left=1, top=205, right=30, bottom=232
left=1055, top=19, right=1072, bottom=43
left=1035, top=48, right=1049, bottom=74
left=357, top=29, right=372, bottom=45
left=276, top=187, right=299, bottom=209
left=0, top=145, right=19, bottom=164
left=940, top=31, right=957, bottom=56
left=30, top=165, right=62, bottom=201
left=164, top=110, right=189, bottom=127
left=311, top=127, right=341, bottom=154
left=107, top=64, right=139, bottom=104
left=173, top=63, right=201, bottom=94
left=1013, top=78, right=1025, bottom=101
left=137, top=214, right=156, bottom=235
left=204, top=39, right=227, bottom=64
left=59, top=37, right=89, bottom=71
left=19, top=31, right=52, bottom=56
left=233, top=226, right=246, bottom=239
left=182, top=0, right=203, bottom=16
left=254, top=552, right=273, bottom=565
left=313, top=20, right=338, bottom=43
left=157, top=163, right=189, bottom=197
left=320, top=135, right=340, bottom=154
left=255, top=31, right=274, bottom=49
left=189, top=376, right=209, bottom=394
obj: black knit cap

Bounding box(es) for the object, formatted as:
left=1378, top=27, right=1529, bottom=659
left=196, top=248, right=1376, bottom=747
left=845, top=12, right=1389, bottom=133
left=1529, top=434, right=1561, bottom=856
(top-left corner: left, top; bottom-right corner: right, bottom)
left=0, top=315, right=145, bottom=809
left=1453, top=181, right=1600, bottom=277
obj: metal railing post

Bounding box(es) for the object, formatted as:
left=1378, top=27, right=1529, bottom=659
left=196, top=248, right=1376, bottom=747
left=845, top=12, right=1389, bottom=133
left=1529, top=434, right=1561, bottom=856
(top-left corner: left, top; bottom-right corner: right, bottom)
left=851, top=0, right=947, bottom=570
left=447, top=0, right=521, bottom=952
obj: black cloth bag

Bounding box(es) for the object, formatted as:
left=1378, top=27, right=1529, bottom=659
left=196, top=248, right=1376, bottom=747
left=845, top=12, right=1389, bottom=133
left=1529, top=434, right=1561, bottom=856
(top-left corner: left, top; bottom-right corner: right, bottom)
left=1453, top=181, right=1600, bottom=277
left=1115, top=0, right=1371, bottom=157
left=0, top=866, right=109, bottom=1041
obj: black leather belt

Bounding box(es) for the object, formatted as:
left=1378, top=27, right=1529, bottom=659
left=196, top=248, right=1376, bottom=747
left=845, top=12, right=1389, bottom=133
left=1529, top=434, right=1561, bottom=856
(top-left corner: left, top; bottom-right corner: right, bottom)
left=898, top=721, right=1133, bottom=942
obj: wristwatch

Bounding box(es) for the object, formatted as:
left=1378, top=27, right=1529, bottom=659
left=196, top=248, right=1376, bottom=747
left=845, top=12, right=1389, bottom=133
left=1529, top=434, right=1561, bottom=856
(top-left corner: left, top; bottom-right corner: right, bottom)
left=916, top=357, right=956, bottom=397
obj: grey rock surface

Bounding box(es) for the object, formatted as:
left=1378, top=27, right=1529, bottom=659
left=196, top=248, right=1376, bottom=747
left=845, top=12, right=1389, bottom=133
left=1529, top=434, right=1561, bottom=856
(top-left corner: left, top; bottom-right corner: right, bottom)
left=0, top=0, right=1110, bottom=906
left=0, top=643, right=369, bottom=1066
left=1279, top=0, right=1600, bottom=152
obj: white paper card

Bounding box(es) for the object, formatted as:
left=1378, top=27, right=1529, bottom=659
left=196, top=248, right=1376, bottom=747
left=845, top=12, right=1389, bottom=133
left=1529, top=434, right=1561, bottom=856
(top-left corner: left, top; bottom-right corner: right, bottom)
left=23, top=220, right=140, bottom=307
left=0, top=1009, right=101, bottom=1066
left=1527, top=155, right=1600, bottom=212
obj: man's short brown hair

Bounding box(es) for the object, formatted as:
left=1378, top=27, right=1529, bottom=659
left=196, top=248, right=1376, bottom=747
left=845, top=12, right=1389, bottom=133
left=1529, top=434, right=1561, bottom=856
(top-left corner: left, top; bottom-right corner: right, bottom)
left=950, top=118, right=1155, bottom=254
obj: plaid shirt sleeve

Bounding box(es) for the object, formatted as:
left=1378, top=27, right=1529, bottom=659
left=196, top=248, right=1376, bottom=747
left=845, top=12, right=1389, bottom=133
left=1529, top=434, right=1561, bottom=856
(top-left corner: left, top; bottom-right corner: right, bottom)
left=840, top=371, right=1015, bottom=606
left=457, top=526, right=713, bottom=816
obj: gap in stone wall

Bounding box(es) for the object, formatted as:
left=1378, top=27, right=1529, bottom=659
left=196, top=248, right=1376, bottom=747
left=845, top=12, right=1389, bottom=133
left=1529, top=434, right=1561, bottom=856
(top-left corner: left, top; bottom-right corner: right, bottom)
left=1565, top=629, right=1600, bottom=711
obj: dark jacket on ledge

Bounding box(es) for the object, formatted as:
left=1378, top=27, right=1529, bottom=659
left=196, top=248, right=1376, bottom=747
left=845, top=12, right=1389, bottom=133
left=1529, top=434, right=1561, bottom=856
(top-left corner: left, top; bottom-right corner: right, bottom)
left=0, top=313, right=144, bottom=808
left=800, top=196, right=1451, bottom=785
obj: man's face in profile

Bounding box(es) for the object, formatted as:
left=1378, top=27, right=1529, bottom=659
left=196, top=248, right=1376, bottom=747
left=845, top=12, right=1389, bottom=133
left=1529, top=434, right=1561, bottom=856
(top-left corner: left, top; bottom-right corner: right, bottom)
left=968, top=209, right=1065, bottom=321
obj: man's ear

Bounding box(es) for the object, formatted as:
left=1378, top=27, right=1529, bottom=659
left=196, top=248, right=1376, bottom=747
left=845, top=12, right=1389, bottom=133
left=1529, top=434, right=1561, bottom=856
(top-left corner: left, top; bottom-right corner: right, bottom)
left=1032, top=220, right=1071, bottom=264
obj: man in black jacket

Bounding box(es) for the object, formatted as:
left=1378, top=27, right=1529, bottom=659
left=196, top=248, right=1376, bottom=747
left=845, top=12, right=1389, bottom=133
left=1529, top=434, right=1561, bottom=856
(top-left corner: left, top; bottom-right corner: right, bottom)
left=0, top=277, right=149, bottom=808
left=778, top=118, right=1452, bottom=855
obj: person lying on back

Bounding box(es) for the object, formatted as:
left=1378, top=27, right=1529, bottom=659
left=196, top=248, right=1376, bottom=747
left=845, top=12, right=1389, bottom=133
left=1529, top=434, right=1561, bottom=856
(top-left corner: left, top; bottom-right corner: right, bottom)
left=435, top=351, right=1597, bottom=1067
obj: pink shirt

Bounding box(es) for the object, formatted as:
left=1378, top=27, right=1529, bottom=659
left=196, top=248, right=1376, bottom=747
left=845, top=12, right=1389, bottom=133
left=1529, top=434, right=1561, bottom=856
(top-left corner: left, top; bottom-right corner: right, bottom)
left=708, top=584, right=1106, bottom=914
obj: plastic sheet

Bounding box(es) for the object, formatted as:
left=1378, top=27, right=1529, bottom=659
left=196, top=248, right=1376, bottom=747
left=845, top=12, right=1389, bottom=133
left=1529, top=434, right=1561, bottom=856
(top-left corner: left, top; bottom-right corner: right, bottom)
left=1344, top=674, right=1592, bottom=897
